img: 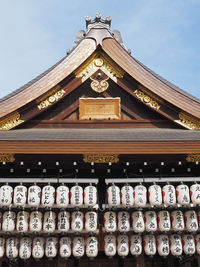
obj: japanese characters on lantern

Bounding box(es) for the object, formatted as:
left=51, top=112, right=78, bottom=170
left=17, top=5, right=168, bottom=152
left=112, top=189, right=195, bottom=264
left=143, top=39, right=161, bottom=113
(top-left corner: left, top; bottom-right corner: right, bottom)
left=134, top=185, right=147, bottom=208
left=71, top=211, right=84, bottom=233
left=143, top=235, right=156, bottom=256
left=176, top=184, right=190, bottom=206
left=6, top=237, right=19, bottom=259
left=84, top=185, right=97, bottom=206
left=2, top=211, right=16, bottom=232
left=170, top=234, right=182, bottom=256
left=56, top=185, right=69, bottom=208
left=59, top=237, right=71, bottom=259
left=121, top=185, right=134, bottom=207
left=131, top=211, right=145, bottom=233
left=157, top=235, right=169, bottom=257
left=171, top=210, right=184, bottom=232
left=148, top=184, right=162, bottom=207
left=13, top=185, right=27, bottom=207
left=45, top=237, right=58, bottom=258
left=104, top=211, right=117, bottom=233
left=185, top=210, right=198, bottom=232
left=57, top=211, right=70, bottom=232
left=32, top=237, right=45, bottom=259
left=130, top=235, right=142, bottom=256
left=86, top=236, right=98, bottom=258
left=43, top=211, right=56, bottom=233
left=72, top=237, right=84, bottom=258
left=195, top=234, right=200, bottom=255
left=190, top=183, right=200, bottom=205
left=41, top=185, right=55, bottom=208
left=162, top=184, right=176, bottom=207
left=19, top=237, right=31, bottom=260
left=117, top=235, right=129, bottom=257
left=85, top=211, right=97, bottom=232
left=144, top=211, right=157, bottom=233
left=0, top=185, right=13, bottom=207
left=182, top=235, right=195, bottom=255
left=118, top=211, right=130, bottom=232
left=104, top=235, right=116, bottom=257
left=158, top=210, right=171, bottom=232
left=0, top=238, right=5, bottom=258
left=70, top=185, right=83, bottom=207
left=29, top=210, right=43, bottom=233
left=28, top=184, right=41, bottom=207
left=16, top=211, right=29, bottom=233
left=107, top=185, right=120, bottom=207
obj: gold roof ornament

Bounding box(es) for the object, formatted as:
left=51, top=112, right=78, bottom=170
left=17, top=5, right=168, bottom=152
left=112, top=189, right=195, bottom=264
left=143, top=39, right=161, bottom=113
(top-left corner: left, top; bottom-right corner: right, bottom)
left=83, top=154, right=119, bottom=163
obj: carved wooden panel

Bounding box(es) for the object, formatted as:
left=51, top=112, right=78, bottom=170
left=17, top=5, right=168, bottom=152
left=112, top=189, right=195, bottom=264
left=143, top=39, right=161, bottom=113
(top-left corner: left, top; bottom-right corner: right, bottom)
left=79, top=97, right=121, bottom=120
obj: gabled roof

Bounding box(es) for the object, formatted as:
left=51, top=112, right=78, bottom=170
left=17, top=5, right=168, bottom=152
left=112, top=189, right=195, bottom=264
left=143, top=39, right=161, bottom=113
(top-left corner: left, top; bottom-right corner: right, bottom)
left=0, top=14, right=199, bottom=131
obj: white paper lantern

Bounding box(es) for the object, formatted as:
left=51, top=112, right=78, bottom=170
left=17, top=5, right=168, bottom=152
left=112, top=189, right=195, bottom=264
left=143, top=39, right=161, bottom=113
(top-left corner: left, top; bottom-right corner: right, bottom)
left=107, top=185, right=120, bottom=207
left=29, top=211, right=43, bottom=233
left=104, top=235, right=116, bottom=257
left=104, top=211, right=117, bottom=233
left=72, top=237, right=84, bottom=258
left=130, top=235, right=142, bottom=256
left=56, top=185, right=69, bottom=208
left=86, top=236, right=98, bottom=258
left=71, top=211, right=84, bottom=232
left=13, top=185, right=27, bottom=207
left=157, top=210, right=171, bottom=232
left=117, top=235, right=129, bottom=257
left=19, top=237, right=32, bottom=260
left=28, top=185, right=41, bottom=207
left=57, top=211, right=70, bottom=232
left=121, top=185, right=134, bottom=207
left=6, top=237, right=18, bottom=259
left=16, top=211, right=29, bottom=233
left=32, top=237, right=45, bottom=259
left=43, top=211, right=56, bottom=233
left=85, top=211, right=97, bottom=233
left=134, top=185, right=147, bottom=208
left=182, top=235, right=195, bottom=255
left=59, top=237, right=71, bottom=259
left=171, top=210, right=184, bottom=232
left=41, top=185, right=55, bottom=208
left=195, top=234, right=200, bottom=255
left=143, top=235, right=156, bottom=256
left=118, top=211, right=130, bottom=233
left=131, top=211, right=145, bottom=233
left=0, top=185, right=13, bottom=207
left=84, top=185, right=97, bottom=206
left=148, top=184, right=162, bottom=207
left=45, top=237, right=58, bottom=258
left=0, top=238, right=5, bottom=258
left=176, top=184, right=190, bottom=206
left=157, top=235, right=169, bottom=257
left=70, top=185, right=83, bottom=207
left=162, top=184, right=176, bottom=207
left=144, top=211, right=157, bottom=233
left=190, top=184, right=200, bottom=205
left=2, top=211, right=16, bottom=232
left=185, top=210, right=198, bottom=232
left=170, top=234, right=182, bottom=256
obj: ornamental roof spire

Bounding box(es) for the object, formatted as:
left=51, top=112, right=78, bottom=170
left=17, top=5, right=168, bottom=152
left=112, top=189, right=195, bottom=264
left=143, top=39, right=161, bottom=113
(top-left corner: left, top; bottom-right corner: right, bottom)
left=85, top=13, right=111, bottom=31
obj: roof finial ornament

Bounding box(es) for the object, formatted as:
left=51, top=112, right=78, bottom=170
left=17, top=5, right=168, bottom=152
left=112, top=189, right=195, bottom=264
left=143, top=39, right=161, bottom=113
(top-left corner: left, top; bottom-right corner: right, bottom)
left=85, top=13, right=112, bottom=31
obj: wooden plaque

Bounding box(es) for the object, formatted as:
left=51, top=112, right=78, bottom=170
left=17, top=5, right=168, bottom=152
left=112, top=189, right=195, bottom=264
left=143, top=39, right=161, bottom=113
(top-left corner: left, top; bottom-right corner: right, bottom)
left=79, top=97, right=121, bottom=120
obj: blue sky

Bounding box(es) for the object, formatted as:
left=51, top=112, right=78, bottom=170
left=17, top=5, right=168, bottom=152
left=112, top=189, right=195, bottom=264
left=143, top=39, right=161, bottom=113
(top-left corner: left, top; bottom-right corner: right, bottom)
left=1, top=0, right=200, bottom=99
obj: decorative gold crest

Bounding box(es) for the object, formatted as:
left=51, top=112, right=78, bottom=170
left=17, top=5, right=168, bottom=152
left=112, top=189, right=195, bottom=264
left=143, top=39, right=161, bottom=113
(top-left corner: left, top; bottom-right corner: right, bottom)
left=75, top=52, right=124, bottom=83
left=83, top=154, right=119, bottom=163
left=0, top=153, right=15, bottom=162
left=134, top=89, right=161, bottom=110
left=186, top=154, right=200, bottom=162
left=37, top=88, right=65, bottom=110
left=0, top=112, right=24, bottom=130
left=175, top=112, right=200, bottom=130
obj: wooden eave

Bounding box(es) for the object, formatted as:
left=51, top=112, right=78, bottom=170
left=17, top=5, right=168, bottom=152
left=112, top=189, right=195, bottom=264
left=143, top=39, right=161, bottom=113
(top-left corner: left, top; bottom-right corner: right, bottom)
left=0, top=27, right=199, bottom=130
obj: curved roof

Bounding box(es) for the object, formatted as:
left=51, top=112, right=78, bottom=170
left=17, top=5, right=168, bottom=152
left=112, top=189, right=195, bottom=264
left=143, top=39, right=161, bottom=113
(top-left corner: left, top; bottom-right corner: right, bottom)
left=0, top=25, right=199, bottom=124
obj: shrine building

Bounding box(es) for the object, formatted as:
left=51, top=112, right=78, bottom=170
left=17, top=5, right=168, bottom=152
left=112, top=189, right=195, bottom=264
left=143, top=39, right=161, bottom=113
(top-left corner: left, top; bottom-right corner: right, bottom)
left=0, top=13, right=199, bottom=267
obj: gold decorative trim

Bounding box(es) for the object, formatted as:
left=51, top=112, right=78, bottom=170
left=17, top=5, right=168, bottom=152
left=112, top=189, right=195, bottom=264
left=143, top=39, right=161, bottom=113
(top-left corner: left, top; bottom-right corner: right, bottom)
left=0, top=154, right=15, bottom=162
left=37, top=88, right=65, bottom=110
left=79, top=97, right=121, bottom=120
left=134, top=89, right=161, bottom=110
left=90, top=76, right=109, bottom=93
left=186, top=154, right=200, bottom=162
left=83, top=154, right=119, bottom=163
left=0, top=112, right=24, bottom=130
left=175, top=112, right=200, bottom=130
left=75, top=52, right=124, bottom=83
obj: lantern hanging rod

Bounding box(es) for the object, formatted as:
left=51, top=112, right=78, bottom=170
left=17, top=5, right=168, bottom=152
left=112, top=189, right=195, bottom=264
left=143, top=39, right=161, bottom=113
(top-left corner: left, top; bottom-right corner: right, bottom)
left=0, top=178, right=99, bottom=184
left=105, top=177, right=200, bottom=184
